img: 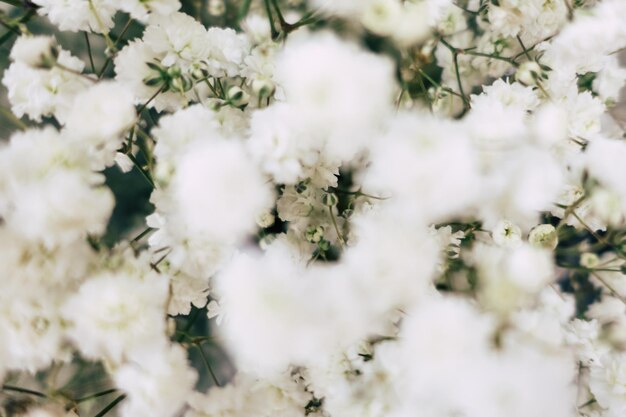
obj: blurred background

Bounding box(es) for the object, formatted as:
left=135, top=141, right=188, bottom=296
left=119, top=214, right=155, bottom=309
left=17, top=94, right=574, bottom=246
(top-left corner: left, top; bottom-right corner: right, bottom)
left=0, top=1, right=624, bottom=415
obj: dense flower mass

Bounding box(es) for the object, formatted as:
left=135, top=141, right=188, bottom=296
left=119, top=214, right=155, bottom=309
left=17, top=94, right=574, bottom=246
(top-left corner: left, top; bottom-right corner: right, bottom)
left=0, top=0, right=626, bottom=417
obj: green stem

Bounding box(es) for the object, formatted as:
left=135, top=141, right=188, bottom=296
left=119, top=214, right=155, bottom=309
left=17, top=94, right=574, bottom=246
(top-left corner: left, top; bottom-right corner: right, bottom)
left=128, top=153, right=155, bottom=189
left=75, top=388, right=118, bottom=404
left=270, top=0, right=287, bottom=27
left=114, top=17, right=133, bottom=47
left=452, top=52, right=469, bottom=109
left=84, top=32, right=96, bottom=73
left=130, top=227, right=154, bottom=244
left=516, top=35, right=531, bottom=60
left=452, top=2, right=479, bottom=14
left=0, top=15, right=21, bottom=36
left=2, top=384, right=47, bottom=398
left=55, top=63, right=97, bottom=83
left=87, top=0, right=115, bottom=51
left=262, top=0, right=278, bottom=39
left=578, top=398, right=596, bottom=409
left=92, top=394, right=126, bottom=417
left=0, top=8, right=36, bottom=47
left=135, top=85, right=165, bottom=120
left=328, top=206, right=345, bottom=248
left=203, top=78, right=221, bottom=98
left=591, top=272, right=626, bottom=305
left=556, top=195, right=586, bottom=232
left=97, top=16, right=132, bottom=78
left=416, top=68, right=464, bottom=99
left=511, top=35, right=554, bottom=61
left=440, top=36, right=517, bottom=65
left=195, top=344, right=221, bottom=387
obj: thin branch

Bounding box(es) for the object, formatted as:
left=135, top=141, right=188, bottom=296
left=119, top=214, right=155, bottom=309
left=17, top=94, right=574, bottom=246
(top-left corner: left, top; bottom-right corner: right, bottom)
left=92, top=394, right=126, bottom=417
left=128, top=153, right=155, bottom=189
left=591, top=272, right=626, bottom=306
left=130, top=227, right=154, bottom=244
left=75, top=388, right=118, bottom=404
left=262, top=0, right=278, bottom=39
left=55, top=63, right=97, bottom=83
left=195, top=344, right=221, bottom=387
left=2, top=384, right=47, bottom=398
left=516, top=35, right=531, bottom=60
left=328, top=206, right=345, bottom=248
left=84, top=32, right=96, bottom=73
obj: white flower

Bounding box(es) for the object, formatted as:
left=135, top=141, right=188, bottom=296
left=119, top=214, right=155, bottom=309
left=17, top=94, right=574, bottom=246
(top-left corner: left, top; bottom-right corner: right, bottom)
left=528, top=224, right=558, bottom=250
left=492, top=219, right=522, bottom=247
left=114, top=345, right=198, bottom=417
left=361, top=0, right=403, bottom=37
left=274, top=31, right=395, bottom=161
left=0, top=128, right=114, bottom=247
left=167, top=272, right=208, bottom=316
left=114, top=39, right=187, bottom=112
left=143, top=13, right=210, bottom=69
left=586, top=138, right=626, bottom=201
left=248, top=103, right=307, bottom=184
left=205, top=27, right=250, bottom=77
left=565, top=318, right=603, bottom=365
left=590, top=353, right=626, bottom=414
left=186, top=372, right=310, bottom=417
left=172, top=138, right=274, bottom=243
left=473, top=79, right=541, bottom=112
left=471, top=243, right=555, bottom=314
left=363, top=113, right=481, bottom=224
left=10, top=35, right=56, bottom=67
left=593, top=56, right=626, bottom=105
left=3, top=49, right=90, bottom=122
left=62, top=270, right=169, bottom=363
left=32, top=0, right=116, bottom=33
left=390, top=1, right=432, bottom=46
left=65, top=82, right=136, bottom=170
left=564, top=91, right=605, bottom=139
left=0, top=285, right=67, bottom=373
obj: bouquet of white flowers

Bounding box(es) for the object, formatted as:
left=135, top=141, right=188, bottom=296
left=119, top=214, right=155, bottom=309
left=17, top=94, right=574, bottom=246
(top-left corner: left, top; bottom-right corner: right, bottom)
left=1, top=1, right=626, bottom=417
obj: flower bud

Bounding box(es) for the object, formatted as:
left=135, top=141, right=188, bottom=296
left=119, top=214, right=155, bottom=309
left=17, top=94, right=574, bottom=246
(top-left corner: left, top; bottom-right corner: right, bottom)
left=318, top=239, right=330, bottom=251
left=322, top=192, right=338, bottom=207
left=207, top=98, right=225, bottom=111
left=256, top=210, right=275, bottom=228
left=170, top=75, right=193, bottom=93
left=580, top=252, right=600, bottom=269
left=516, top=61, right=543, bottom=86
left=528, top=224, right=558, bottom=250
left=305, top=225, right=324, bottom=244
left=296, top=180, right=308, bottom=194
left=252, top=78, right=276, bottom=97
left=191, top=66, right=208, bottom=80
left=208, top=0, right=225, bottom=16
left=227, top=86, right=250, bottom=106
left=166, top=65, right=182, bottom=78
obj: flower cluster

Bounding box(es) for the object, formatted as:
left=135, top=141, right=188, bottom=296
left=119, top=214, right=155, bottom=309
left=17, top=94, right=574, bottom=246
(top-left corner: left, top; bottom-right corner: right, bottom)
left=1, top=1, right=626, bottom=417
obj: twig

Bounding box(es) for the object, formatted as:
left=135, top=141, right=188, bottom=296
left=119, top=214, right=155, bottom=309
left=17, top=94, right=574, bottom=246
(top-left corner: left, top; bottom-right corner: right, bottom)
left=92, top=394, right=126, bottom=417
left=84, top=32, right=96, bottom=73
left=2, top=384, right=47, bottom=398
